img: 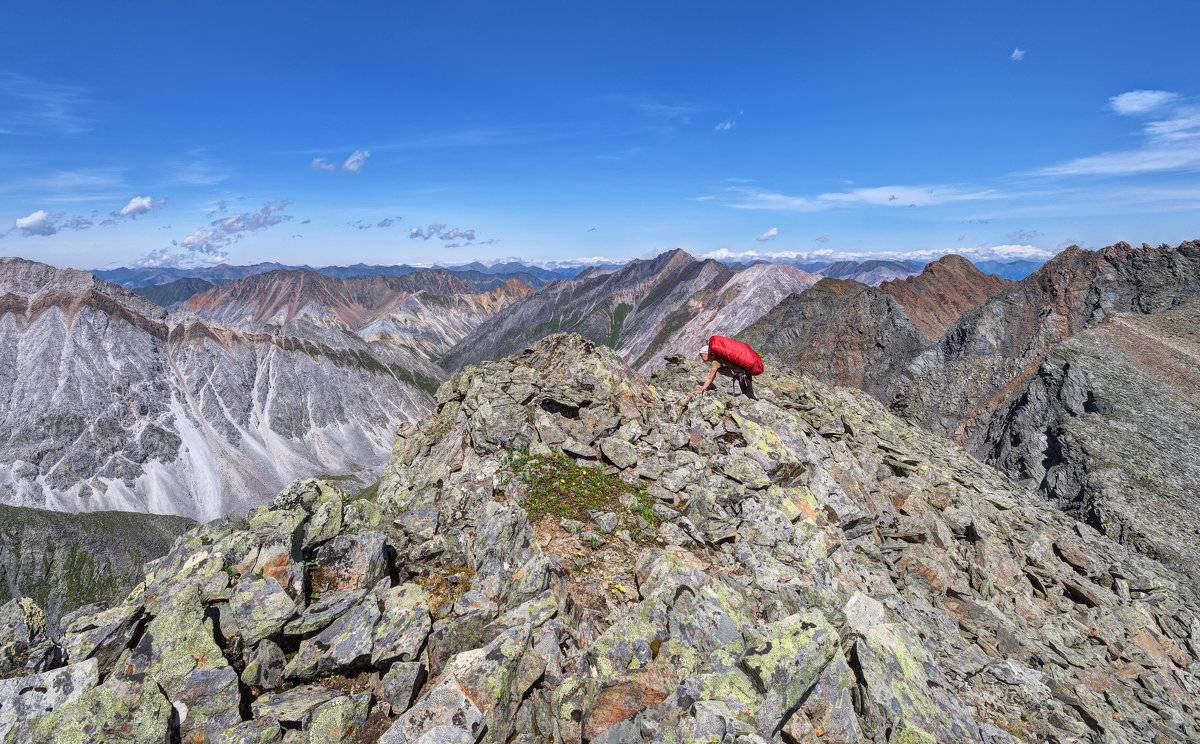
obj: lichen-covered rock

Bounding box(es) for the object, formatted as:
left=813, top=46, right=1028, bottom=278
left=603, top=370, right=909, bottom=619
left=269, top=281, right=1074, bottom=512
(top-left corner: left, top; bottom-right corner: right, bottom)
left=284, top=588, right=367, bottom=637
left=241, top=639, right=286, bottom=690
left=228, top=577, right=297, bottom=646
left=251, top=684, right=341, bottom=727
left=0, top=597, right=59, bottom=676
left=306, top=692, right=372, bottom=743
left=59, top=600, right=144, bottom=675
left=379, top=675, right=485, bottom=744
left=20, top=663, right=171, bottom=744
left=373, top=583, right=432, bottom=666
left=284, top=594, right=381, bottom=681
left=310, top=532, right=388, bottom=593
left=0, top=658, right=97, bottom=742
left=381, top=660, right=425, bottom=714
left=137, top=584, right=243, bottom=741
left=218, top=716, right=283, bottom=744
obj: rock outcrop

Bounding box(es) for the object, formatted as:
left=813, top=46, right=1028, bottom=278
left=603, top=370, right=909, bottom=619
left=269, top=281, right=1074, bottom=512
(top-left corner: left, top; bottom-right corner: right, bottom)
left=4, top=333, right=1197, bottom=743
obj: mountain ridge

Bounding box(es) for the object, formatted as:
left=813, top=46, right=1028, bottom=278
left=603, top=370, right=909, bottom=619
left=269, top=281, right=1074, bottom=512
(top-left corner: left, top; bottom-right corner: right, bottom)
left=1, top=332, right=1196, bottom=742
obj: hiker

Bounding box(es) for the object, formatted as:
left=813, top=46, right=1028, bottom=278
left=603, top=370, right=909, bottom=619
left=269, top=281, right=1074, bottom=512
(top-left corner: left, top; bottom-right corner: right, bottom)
left=694, top=343, right=758, bottom=400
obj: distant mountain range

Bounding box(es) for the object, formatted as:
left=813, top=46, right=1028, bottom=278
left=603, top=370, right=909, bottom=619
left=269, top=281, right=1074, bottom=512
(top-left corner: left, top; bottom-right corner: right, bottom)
left=740, top=254, right=1010, bottom=401
left=91, top=259, right=585, bottom=294
left=0, top=258, right=517, bottom=519
left=184, top=268, right=532, bottom=363
left=439, top=248, right=821, bottom=374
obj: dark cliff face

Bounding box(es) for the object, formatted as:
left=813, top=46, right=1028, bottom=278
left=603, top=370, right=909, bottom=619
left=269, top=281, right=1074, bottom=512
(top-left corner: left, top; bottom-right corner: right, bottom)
left=968, top=293, right=1200, bottom=589
left=740, top=278, right=929, bottom=401
left=0, top=505, right=195, bottom=628
left=895, top=241, right=1200, bottom=439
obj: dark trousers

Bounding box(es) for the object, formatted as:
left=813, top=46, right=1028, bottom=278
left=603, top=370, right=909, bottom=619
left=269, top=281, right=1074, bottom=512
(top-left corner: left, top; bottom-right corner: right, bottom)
left=717, top=363, right=757, bottom=400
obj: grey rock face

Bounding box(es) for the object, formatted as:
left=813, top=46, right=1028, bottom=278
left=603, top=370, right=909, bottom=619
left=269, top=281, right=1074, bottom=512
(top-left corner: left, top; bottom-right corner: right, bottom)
left=0, top=256, right=437, bottom=520
left=0, top=598, right=58, bottom=676
left=0, top=658, right=97, bottom=741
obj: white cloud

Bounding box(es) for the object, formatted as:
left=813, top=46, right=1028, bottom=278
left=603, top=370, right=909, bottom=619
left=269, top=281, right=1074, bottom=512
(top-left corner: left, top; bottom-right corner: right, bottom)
left=715, top=121, right=734, bottom=131
left=1038, top=91, right=1200, bottom=176
left=1010, top=48, right=1026, bottom=61
left=699, top=243, right=1055, bottom=266
left=756, top=227, right=778, bottom=242
left=14, top=210, right=57, bottom=236
left=12, top=208, right=95, bottom=236
left=144, top=200, right=292, bottom=267
left=409, top=224, right=446, bottom=240
left=1109, top=90, right=1179, bottom=116
left=310, top=157, right=336, bottom=172
left=116, top=195, right=166, bottom=218
left=721, top=184, right=997, bottom=212
left=342, top=150, right=370, bottom=173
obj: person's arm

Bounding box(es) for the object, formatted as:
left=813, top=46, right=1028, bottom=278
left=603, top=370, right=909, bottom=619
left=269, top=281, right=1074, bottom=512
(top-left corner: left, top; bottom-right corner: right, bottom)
left=693, top=360, right=720, bottom=393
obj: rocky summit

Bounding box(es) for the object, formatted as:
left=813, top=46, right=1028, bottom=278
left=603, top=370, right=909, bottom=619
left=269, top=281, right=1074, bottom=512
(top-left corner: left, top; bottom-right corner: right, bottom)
left=3, top=333, right=1198, bottom=743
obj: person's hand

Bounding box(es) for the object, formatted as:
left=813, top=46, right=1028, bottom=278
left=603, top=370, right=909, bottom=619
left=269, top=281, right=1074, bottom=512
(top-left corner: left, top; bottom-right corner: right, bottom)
left=692, top=386, right=705, bottom=394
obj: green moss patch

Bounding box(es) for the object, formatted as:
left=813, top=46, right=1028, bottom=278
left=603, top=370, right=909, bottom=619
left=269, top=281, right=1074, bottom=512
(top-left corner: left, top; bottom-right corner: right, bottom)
left=505, top=451, right=659, bottom=543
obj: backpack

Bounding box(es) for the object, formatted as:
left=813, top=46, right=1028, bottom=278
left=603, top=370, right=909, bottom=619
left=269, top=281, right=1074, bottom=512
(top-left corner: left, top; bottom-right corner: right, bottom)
left=708, top=335, right=764, bottom=376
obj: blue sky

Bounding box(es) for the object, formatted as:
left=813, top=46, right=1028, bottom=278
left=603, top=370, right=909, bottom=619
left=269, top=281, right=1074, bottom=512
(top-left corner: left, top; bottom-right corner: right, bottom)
left=2, top=1, right=1199, bottom=270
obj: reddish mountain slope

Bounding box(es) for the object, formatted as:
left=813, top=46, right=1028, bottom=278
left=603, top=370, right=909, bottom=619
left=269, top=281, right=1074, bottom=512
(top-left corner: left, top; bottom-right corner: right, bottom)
left=878, top=254, right=1011, bottom=341
left=185, top=268, right=480, bottom=328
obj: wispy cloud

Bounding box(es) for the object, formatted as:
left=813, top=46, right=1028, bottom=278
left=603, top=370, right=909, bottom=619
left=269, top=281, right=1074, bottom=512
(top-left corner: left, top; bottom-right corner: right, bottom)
left=1109, top=90, right=1178, bottom=115
left=721, top=183, right=997, bottom=212
left=1010, top=48, right=1026, bottom=61
left=0, top=73, right=90, bottom=135
left=342, top=150, right=370, bottom=173
left=715, top=121, right=734, bottom=131
left=1037, top=90, right=1200, bottom=176
left=408, top=224, right=477, bottom=241
left=756, top=227, right=778, bottom=242
left=170, top=155, right=232, bottom=186
left=310, top=157, right=336, bottom=172
left=346, top=216, right=401, bottom=231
